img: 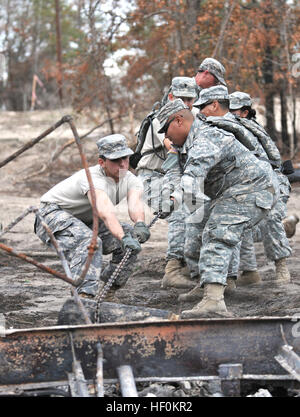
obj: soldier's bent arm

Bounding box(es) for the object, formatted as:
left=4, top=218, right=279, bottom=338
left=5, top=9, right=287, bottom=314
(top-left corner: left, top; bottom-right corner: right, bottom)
left=87, top=189, right=125, bottom=241
left=127, top=188, right=145, bottom=224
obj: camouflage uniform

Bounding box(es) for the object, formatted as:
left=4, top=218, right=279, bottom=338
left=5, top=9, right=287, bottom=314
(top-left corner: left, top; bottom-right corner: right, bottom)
left=229, top=92, right=291, bottom=271
left=162, top=113, right=242, bottom=282
left=35, top=134, right=143, bottom=296
left=34, top=204, right=137, bottom=295
left=137, top=77, right=198, bottom=262
left=158, top=96, right=276, bottom=288
left=162, top=61, right=230, bottom=278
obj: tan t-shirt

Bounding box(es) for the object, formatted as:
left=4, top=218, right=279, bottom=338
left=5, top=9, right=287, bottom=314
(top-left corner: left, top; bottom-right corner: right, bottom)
left=41, top=165, right=144, bottom=223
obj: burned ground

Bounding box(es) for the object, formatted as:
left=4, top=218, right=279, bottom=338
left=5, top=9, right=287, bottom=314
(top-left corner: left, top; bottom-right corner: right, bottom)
left=0, top=112, right=300, bottom=330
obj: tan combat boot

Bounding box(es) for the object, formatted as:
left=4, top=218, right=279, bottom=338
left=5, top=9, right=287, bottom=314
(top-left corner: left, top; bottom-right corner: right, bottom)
left=237, top=270, right=262, bottom=286
left=274, top=258, right=291, bottom=283
left=161, top=259, right=195, bottom=289
left=180, top=283, right=231, bottom=318
left=282, top=214, right=299, bottom=238
left=178, top=276, right=236, bottom=302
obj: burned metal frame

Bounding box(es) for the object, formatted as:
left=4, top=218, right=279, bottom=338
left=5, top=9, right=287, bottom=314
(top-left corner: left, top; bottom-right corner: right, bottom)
left=0, top=317, right=299, bottom=397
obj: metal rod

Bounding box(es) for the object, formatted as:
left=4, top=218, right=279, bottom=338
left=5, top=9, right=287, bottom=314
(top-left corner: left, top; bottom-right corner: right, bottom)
left=0, top=116, right=71, bottom=169
left=66, top=118, right=99, bottom=284
left=117, top=365, right=138, bottom=397
left=0, top=241, right=73, bottom=284
left=275, top=344, right=300, bottom=382
left=0, top=373, right=295, bottom=395
left=69, top=333, right=90, bottom=397
left=0, top=206, right=37, bottom=239
left=96, top=342, right=104, bottom=397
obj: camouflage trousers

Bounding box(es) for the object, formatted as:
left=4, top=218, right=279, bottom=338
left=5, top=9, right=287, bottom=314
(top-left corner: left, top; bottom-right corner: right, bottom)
left=34, top=203, right=137, bottom=296
left=138, top=170, right=186, bottom=261
left=184, top=201, right=241, bottom=281
left=239, top=173, right=291, bottom=271
left=239, top=198, right=291, bottom=271
left=185, top=190, right=274, bottom=287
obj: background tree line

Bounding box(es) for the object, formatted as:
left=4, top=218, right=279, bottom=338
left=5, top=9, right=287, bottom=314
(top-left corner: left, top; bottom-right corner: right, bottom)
left=0, top=0, right=299, bottom=155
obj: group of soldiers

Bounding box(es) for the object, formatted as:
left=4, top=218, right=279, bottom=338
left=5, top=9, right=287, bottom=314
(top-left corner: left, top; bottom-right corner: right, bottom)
left=34, top=57, right=299, bottom=318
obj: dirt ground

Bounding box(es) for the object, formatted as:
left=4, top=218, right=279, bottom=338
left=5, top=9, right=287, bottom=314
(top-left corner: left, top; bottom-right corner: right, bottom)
left=0, top=110, right=300, bottom=330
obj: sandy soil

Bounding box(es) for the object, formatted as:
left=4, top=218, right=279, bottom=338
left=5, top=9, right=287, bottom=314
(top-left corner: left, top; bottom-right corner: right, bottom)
left=0, top=110, right=300, bottom=330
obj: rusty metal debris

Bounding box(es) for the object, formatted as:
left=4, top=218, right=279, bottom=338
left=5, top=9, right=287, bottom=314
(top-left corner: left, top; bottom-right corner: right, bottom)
left=0, top=317, right=299, bottom=397
left=96, top=342, right=104, bottom=397
left=68, top=333, right=90, bottom=397
left=0, top=116, right=72, bottom=169
left=117, top=365, right=139, bottom=397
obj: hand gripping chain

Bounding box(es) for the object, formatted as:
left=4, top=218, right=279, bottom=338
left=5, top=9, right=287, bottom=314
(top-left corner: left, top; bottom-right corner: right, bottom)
left=93, top=212, right=162, bottom=322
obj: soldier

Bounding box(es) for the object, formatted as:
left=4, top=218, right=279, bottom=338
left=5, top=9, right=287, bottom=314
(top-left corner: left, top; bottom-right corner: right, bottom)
left=195, top=57, right=227, bottom=89
left=136, top=77, right=198, bottom=290
left=159, top=58, right=227, bottom=289
left=229, top=91, right=293, bottom=284
left=177, top=86, right=278, bottom=303
left=157, top=95, right=276, bottom=317
left=34, top=134, right=150, bottom=299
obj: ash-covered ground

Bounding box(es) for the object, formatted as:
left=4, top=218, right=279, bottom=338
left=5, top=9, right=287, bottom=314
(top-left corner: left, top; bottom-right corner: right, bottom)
left=0, top=112, right=300, bottom=397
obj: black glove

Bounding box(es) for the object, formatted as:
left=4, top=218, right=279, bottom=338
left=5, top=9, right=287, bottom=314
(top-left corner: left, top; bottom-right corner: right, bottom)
left=121, top=233, right=142, bottom=254
left=154, top=198, right=175, bottom=219
left=133, top=221, right=150, bottom=243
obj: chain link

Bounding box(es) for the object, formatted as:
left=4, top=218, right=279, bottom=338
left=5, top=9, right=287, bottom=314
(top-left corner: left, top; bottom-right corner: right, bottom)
left=93, top=212, right=162, bottom=323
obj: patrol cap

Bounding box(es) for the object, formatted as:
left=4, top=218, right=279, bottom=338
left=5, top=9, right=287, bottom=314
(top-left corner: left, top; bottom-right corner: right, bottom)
left=198, top=57, right=226, bottom=86
left=171, top=76, right=198, bottom=98
left=193, top=85, right=229, bottom=108
left=96, top=134, right=133, bottom=159
left=229, top=91, right=252, bottom=110
left=157, top=99, right=190, bottom=134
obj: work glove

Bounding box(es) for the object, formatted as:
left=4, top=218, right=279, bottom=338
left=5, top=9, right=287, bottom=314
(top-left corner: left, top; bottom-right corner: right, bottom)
left=121, top=233, right=142, bottom=254
left=154, top=198, right=175, bottom=219
left=133, top=221, right=150, bottom=243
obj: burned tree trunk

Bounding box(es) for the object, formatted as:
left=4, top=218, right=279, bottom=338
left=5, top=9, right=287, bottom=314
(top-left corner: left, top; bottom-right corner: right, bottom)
left=280, top=81, right=290, bottom=154
left=262, top=45, right=278, bottom=143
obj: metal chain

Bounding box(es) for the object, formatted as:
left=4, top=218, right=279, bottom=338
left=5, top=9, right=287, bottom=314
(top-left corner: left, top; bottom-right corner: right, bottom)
left=94, top=212, right=162, bottom=323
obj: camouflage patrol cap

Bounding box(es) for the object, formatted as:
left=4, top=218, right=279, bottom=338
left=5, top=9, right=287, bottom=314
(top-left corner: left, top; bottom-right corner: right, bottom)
left=171, top=77, right=198, bottom=98
left=157, top=99, right=190, bottom=134
left=229, top=91, right=252, bottom=110
left=193, top=85, right=229, bottom=108
left=96, top=134, right=133, bottom=159
left=198, top=57, right=226, bottom=86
